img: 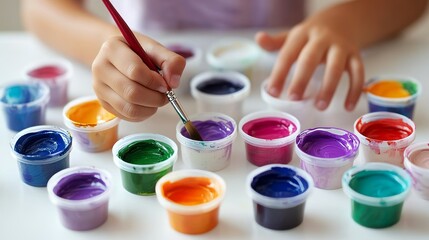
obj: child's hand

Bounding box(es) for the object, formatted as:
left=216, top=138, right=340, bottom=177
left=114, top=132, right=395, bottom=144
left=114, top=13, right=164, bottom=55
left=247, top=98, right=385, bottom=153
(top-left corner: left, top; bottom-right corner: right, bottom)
left=92, top=34, right=186, bottom=121
left=256, top=21, right=364, bottom=111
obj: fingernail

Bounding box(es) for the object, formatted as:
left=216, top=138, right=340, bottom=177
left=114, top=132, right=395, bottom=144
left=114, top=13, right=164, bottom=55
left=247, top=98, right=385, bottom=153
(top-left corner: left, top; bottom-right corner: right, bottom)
left=288, top=93, right=300, bottom=101
left=316, top=100, right=328, bottom=110
left=158, top=85, right=168, bottom=93
left=346, top=102, right=355, bottom=111
left=268, top=87, right=280, bottom=97
left=170, top=74, right=181, bottom=88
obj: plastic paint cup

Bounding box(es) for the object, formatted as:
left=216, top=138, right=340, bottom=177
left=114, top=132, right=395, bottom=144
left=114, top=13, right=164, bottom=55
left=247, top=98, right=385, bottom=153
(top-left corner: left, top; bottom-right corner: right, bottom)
left=63, top=96, right=120, bottom=152
left=23, top=59, right=72, bottom=107
left=155, top=169, right=226, bottom=234
left=190, top=71, right=250, bottom=121
left=404, top=142, right=429, bottom=200
left=112, top=133, right=178, bottom=195
left=365, top=76, right=421, bottom=119
left=296, top=127, right=360, bottom=190
left=342, top=162, right=411, bottom=228
left=176, top=112, right=237, bottom=172
left=239, top=110, right=300, bottom=166
left=47, top=166, right=112, bottom=231
left=354, top=111, right=415, bottom=167
left=0, top=81, right=50, bottom=132
left=206, top=38, right=261, bottom=76
left=246, top=164, right=313, bottom=230
left=166, top=43, right=202, bottom=94
left=10, top=125, right=72, bottom=187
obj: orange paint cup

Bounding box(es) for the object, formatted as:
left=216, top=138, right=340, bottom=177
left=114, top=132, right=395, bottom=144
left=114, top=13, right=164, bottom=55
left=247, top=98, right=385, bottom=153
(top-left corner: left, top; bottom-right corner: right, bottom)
left=155, top=169, right=226, bottom=234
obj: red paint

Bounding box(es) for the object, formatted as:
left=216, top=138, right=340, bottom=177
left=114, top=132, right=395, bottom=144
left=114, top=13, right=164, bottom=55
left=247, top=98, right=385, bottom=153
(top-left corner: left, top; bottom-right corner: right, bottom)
left=28, top=65, right=66, bottom=79
left=356, top=118, right=413, bottom=141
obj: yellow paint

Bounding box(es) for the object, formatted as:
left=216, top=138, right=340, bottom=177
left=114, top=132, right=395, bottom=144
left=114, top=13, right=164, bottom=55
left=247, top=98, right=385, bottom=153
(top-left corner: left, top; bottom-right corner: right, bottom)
left=66, top=99, right=116, bottom=127
left=367, top=80, right=410, bottom=98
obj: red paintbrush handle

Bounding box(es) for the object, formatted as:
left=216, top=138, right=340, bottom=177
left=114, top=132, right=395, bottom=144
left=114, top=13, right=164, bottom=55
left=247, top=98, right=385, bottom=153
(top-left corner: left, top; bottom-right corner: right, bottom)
left=101, top=0, right=159, bottom=72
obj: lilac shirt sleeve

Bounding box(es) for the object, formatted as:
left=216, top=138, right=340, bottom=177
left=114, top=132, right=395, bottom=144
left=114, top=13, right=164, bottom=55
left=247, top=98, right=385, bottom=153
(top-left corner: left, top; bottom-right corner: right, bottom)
left=111, top=0, right=305, bottom=32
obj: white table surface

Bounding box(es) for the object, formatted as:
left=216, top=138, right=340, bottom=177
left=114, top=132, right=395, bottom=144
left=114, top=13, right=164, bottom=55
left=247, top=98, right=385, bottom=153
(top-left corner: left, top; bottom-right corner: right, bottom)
left=1, top=20, right=429, bottom=240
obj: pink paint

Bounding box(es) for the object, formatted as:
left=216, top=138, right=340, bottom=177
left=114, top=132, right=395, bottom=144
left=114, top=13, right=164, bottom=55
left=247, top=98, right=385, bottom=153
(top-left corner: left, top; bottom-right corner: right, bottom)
left=28, top=65, right=66, bottom=80
left=240, top=115, right=299, bottom=166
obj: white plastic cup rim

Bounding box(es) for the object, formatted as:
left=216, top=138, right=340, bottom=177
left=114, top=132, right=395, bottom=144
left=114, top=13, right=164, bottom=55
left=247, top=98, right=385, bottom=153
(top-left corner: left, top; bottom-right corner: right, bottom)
left=206, top=38, right=261, bottom=71
left=239, top=110, right=301, bottom=147
left=0, top=81, right=50, bottom=108
left=354, top=111, right=416, bottom=149
left=342, top=162, right=411, bottom=207
left=295, top=127, right=360, bottom=167
left=176, top=112, right=237, bottom=150
left=155, top=169, right=226, bottom=215
left=246, top=164, right=314, bottom=209
left=112, top=133, right=178, bottom=174
left=22, top=58, right=73, bottom=82
left=10, top=125, right=73, bottom=165
left=47, top=166, right=112, bottom=211
left=404, top=142, right=429, bottom=174
left=190, top=71, right=251, bottom=104
left=62, top=95, right=120, bottom=132
left=365, top=75, right=421, bottom=107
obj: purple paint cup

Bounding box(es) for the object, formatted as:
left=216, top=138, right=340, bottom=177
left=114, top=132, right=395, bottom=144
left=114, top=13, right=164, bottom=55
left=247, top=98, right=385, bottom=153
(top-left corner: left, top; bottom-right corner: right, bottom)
left=23, top=59, right=72, bottom=107
left=246, top=164, right=313, bottom=230
left=176, top=112, right=237, bottom=172
left=404, top=142, right=429, bottom=200
left=191, top=71, right=250, bottom=121
left=296, top=127, right=360, bottom=190
left=239, top=110, right=300, bottom=166
left=47, top=166, right=112, bottom=231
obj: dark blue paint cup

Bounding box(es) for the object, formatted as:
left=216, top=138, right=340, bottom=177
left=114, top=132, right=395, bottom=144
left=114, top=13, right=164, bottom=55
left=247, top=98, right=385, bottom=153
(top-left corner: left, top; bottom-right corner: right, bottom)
left=0, top=81, right=50, bottom=132
left=246, top=164, right=313, bottom=230
left=10, top=125, right=73, bottom=187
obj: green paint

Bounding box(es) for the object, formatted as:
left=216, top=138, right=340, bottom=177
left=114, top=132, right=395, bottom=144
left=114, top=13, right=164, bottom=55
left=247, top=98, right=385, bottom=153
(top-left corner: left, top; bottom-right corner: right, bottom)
left=348, top=170, right=408, bottom=228
left=402, top=81, right=418, bottom=95
left=118, top=139, right=175, bottom=195
left=118, top=139, right=174, bottom=164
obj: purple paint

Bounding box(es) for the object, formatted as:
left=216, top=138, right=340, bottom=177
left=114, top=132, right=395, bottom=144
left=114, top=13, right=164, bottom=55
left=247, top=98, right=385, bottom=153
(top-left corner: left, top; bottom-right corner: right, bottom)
left=47, top=167, right=111, bottom=231
left=296, top=127, right=360, bottom=189
left=167, top=44, right=194, bottom=59
left=239, top=115, right=300, bottom=166
left=180, top=120, right=234, bottom=141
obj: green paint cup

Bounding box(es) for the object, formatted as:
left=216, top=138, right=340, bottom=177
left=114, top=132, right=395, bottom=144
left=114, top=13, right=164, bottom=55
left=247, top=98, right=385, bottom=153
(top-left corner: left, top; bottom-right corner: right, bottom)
left=342, top=163, right=411, bottom=228
left=112, top=133, right=178, bottom=196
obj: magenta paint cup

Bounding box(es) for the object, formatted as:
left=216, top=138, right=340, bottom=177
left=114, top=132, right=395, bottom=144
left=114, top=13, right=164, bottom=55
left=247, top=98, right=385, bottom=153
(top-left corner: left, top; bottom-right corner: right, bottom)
left=365, top=76, right=421, bottom=119
left=0, top=81, right=50, bottom=132
left=176, top=112, right=237, bottom=172
left=23, top=59, right=72, bottom=107
left=239, top=110, right=300, bottom=166
left=190, top=71, right=250, bottom=121
left=206, top=38, right=261, bottom=76
left=296, top=127, right=360, bottom=190
left=47, top=166, right=112, bottom=231
left=63, top=96, right=120, bottom=152
left=354, top=111, right=415, bottom=167
left=165, top=42, right=202, bottom=95
left=247, top=164, right=313, bottom=230
left=404, top=142, right=429, bottom=200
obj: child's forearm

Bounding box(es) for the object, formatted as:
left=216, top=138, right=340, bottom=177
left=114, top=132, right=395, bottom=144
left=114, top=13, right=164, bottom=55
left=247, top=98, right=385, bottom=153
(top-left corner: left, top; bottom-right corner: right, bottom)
left=306, top=0, right=428, bottom=48
left=21, top=0, right=118, bottom=66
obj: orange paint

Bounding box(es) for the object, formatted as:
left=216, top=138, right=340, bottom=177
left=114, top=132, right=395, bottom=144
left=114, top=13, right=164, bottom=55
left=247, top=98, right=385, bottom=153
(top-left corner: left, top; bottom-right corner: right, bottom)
left=366, top=80, right=410, bottom=98
left=161, top=177, right=221, bottom=234
left=66, top=99, right=115, bottom=127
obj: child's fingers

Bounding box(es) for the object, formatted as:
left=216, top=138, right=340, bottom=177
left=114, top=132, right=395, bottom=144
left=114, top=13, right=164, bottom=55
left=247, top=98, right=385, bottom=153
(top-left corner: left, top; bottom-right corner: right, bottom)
left=314, top=45, right=348, bottom=110
left=255, top=31, right=288, bottom=52
left=345, top=55, right=364, bottom=111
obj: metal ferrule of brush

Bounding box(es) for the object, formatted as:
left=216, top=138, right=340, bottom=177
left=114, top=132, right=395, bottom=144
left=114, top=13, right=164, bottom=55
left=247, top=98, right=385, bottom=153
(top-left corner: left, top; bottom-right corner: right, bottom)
left=166, top=90, right=189, bottom=123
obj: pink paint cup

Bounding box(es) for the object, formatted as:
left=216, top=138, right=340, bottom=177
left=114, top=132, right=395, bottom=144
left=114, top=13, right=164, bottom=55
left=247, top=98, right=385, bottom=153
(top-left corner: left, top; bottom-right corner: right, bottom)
left=404, top=142, right=429, bottom=200
left=239, top=110, right=300, bottom=166
left=354, top=111, right=415, bottom=167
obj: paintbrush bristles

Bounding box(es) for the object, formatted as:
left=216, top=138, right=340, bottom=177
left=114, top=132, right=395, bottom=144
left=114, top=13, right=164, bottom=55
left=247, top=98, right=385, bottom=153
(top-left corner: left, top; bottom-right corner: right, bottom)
left=184, top=121, right=203, bottom=141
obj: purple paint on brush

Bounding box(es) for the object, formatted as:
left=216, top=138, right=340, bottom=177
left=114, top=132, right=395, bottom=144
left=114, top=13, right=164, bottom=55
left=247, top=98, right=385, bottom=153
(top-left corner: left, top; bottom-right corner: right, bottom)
left=181, top=120, right=234, bottom=141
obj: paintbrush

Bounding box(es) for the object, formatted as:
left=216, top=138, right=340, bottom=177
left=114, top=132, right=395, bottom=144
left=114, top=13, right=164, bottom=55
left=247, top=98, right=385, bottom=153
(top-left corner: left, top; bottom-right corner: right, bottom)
left=101, top=0, right=203, bottom=141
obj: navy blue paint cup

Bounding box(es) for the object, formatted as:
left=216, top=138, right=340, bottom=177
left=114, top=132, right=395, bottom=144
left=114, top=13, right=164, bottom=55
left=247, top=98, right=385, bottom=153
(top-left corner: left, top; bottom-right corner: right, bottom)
left=10, top=125, right=73, bottom=187
left=0, top=81, right=50, bottom=132
left=246, top=164, right=313, bottom=230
